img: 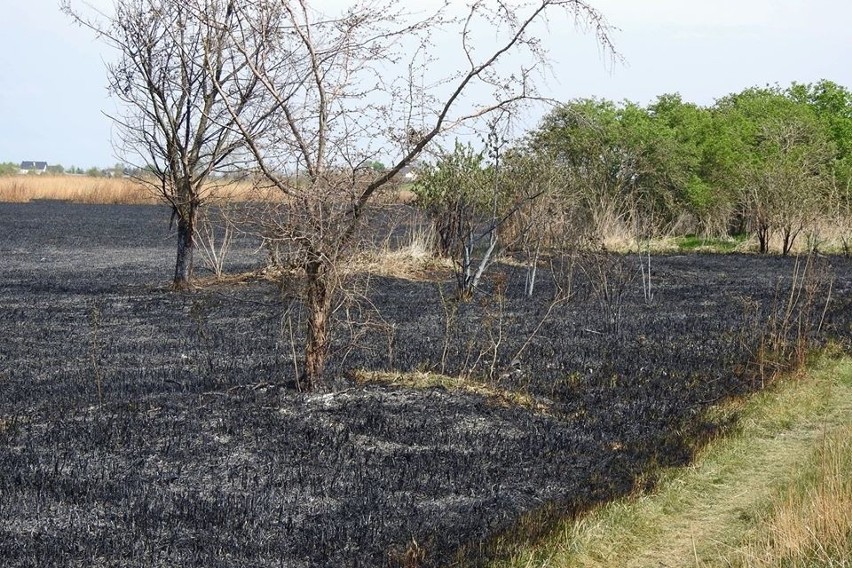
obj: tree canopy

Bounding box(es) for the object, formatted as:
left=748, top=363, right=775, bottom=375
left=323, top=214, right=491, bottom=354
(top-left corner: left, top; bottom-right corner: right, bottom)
left=512, top=80, right=852, bottom=250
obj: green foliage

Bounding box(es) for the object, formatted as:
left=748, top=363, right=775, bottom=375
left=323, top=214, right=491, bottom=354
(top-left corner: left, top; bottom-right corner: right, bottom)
left=413, top=142, right=490, bottom=210
left=0, top=162, right=19, bottom=176
left=649, top=93, right=731, bottom=232
left=412, top=141, right=492, bottom=257
left=529, top=97, right=702, bottom=239
left=528, top=98, right=637, bottom=240
left=714, top=86, right=835, bottom=253
left=516, top=81, right=851, bottom=249
left=787, top=80, right=852, bottom=229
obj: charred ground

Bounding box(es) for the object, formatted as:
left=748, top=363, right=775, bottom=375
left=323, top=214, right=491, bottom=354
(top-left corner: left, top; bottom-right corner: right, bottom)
left=1, top=201, right=850, bottom=567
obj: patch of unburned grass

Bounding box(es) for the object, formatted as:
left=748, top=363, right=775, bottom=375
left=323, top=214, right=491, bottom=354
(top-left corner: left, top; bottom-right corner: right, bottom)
left=676, top=233, right=749, bottom=253
left=485, top=355, right=852, bottom=568
left=352, top=370, right=556, bottom=415
left=347, top=250, right=452, bottom=281
left=722, top=424, right=852, bottom=567
left=349, top=221, right=452, bottom=281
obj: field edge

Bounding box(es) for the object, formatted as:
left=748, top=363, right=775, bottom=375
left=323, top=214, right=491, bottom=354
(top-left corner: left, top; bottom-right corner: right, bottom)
left=478, top=353, right=852, bottom=568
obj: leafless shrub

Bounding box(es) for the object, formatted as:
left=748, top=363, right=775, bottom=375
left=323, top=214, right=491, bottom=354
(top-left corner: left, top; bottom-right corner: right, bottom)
left=331, top=274, right=398, bottom=373
left=63, top=0, right=270, bottom=288
left=578, top=248, right=638, bottom=335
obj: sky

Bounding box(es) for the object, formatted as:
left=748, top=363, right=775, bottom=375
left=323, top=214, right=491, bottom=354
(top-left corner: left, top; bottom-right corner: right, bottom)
left=1, top=0, right=851, bottom=169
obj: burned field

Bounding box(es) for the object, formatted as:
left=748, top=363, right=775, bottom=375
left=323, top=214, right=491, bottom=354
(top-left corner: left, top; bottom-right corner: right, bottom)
left=1, top=201, right=851, bottom=567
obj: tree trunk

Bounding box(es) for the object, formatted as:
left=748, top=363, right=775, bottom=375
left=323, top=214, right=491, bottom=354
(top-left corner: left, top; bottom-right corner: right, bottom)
left=757, top=223, right=770, bottom=254
left=781, top=230, right=792, bottom=257
left=173, top=205, right=197, bottom=290
left=301, top=259, right=333, bottom=390
left=781, top=225, right=801, bottom=257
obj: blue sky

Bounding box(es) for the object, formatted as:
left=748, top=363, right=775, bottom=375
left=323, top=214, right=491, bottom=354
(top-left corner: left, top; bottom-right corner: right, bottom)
left=2, top=0, right=851, bottom=168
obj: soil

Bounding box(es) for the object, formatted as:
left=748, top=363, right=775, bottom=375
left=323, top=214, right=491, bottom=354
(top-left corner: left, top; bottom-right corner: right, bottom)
left=1, top=201, right=850, bottom=567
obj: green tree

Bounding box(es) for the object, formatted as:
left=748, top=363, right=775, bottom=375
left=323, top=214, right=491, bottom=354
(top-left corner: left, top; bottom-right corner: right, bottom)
left=715, top=87, right=834, bottom=253
left=530, top=98, right=692, bottom=241
left=617, top=100, right=695, bottom=234
left=530, top=98, right=635, bottom=241
left=648, top=94, right=727, bottom=235
left=788, top=80, right=852, bottom=251
left=413, top=141, right=491, bottom=258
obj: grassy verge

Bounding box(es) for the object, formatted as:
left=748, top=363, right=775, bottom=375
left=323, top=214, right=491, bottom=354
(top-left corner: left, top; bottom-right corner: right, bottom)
left=488, top=355, right=852, bottom=568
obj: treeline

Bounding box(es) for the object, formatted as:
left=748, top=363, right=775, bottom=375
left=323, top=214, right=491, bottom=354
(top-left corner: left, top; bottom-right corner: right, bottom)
left=414, top=80, right=852, bottom=255
left=0, top=163, right=131, bottom=177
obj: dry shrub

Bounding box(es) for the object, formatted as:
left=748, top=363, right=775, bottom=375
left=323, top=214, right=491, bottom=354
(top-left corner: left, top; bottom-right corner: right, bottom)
left=348, top=217, right=451, bottom=280
left=743, top=253, right=834, bottom=385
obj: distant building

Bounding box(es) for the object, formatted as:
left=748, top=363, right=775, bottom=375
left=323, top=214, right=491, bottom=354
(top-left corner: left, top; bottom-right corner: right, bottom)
left=20, top=161, right=48, bottom=174
left=398, top=165, right=419, bottom=182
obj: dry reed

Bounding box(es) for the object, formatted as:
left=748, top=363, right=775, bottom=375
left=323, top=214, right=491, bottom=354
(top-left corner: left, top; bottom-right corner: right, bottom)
left=0, top=175, right=259, bottom=205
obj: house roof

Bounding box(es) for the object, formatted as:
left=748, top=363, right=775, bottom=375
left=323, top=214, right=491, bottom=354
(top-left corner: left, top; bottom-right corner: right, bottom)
left=20, top=161, right=48, bottom=170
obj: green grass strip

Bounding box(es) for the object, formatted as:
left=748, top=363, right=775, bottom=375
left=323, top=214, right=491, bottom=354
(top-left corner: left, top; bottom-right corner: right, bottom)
left=489, top=355, right=852, bottom=568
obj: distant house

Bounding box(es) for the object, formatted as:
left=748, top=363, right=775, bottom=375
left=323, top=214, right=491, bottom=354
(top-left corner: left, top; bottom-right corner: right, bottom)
left=398, top=165, right=419, bottom=182
left=20, top=161, right=48, bottom=174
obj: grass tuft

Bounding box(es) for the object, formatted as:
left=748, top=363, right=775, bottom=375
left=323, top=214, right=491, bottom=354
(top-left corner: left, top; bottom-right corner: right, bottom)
left=349, top=220, right=453, bottom=281
left=676, top=233, right=750, bottom=253
left=730, top=428, right=852, bottom=567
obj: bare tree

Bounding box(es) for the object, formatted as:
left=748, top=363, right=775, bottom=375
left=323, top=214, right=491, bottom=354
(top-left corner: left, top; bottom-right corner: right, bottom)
left=62, top=0, right=270, bottom=289
left=208, top=0, right=614, bottom=389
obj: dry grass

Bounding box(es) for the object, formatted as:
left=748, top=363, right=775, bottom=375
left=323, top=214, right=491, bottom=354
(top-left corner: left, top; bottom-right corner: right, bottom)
left=349, top=220, right=452, bottom=281
left=722, top=428, right=852, bottom=567
left=352, top=369, right=556, bottom=415
left=0, top=175, right=155, bottom=204
left=0, top=175, right=260, bottom=205
left=348, top=248, right=452, bottom=281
